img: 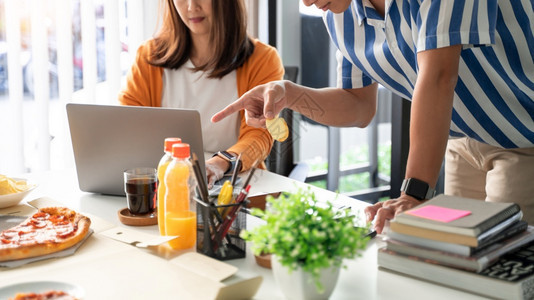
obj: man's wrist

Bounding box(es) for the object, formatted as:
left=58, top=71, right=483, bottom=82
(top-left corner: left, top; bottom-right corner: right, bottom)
left=399, top=193, right=426, bottom=202
left=284, top=80, right=297, bottom=111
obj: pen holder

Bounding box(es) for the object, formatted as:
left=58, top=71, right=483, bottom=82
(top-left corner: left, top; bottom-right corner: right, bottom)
left=195, top=190, right=247, bottom=261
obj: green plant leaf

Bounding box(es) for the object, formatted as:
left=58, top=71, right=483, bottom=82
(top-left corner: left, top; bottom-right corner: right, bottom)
left=241, top=187, right=369, bottom=292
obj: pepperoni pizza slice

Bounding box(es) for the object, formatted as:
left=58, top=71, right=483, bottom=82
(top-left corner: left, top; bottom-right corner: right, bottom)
left=10, top=290, right=79, bottom=300
left=0, top=207, right=91, bottom=262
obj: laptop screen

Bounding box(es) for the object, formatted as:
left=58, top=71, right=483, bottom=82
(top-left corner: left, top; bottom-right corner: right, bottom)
left=66, top=103, right=206, bottom=196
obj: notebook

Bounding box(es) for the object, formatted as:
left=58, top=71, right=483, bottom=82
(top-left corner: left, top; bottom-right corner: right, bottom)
left=391, top=194, right=521, bottom=236
left=66, top=103, right=206, bottom=196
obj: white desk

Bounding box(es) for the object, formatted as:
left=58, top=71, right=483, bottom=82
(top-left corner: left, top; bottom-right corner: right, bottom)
left=0, top=169, right=487, bottom=299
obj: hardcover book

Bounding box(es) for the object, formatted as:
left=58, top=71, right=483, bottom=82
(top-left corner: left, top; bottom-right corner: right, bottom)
left=390, top=211, right=522, bottom=247
left=387, top=220, right=528, bottom=256
left=385, top=225, right=534, bottom=272
left=378, top=240, right=534, bottom=300
left=393, top=194, right=521, bottom=236
left=389, top=212, right=521, bottom=247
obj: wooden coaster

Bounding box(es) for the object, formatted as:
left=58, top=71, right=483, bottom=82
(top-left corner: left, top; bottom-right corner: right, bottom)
left=117, top=208, right=158, bottom=226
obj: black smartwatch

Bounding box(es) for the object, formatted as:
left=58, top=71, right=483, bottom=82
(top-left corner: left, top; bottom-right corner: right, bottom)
left=212, top=151, right=236, bottom=174
left=400, top=178, right=436, bottom=201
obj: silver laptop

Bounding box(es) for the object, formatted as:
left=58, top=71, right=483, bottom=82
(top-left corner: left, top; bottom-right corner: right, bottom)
left=66, top=103, right=206, bottom=196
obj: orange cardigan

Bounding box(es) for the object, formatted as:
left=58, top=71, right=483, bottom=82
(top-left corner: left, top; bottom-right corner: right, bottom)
left=119, top=39, right=284, bottom=171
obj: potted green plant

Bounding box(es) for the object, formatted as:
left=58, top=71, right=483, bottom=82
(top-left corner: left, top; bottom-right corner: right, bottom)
left=241, top=187, right=369, bottom=299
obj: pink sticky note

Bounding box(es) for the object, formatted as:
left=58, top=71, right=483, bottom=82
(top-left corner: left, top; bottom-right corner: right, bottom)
left=406, top=205, right=471, bottom=223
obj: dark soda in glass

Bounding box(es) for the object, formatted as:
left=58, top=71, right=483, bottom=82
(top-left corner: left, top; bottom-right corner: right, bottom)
left=125, top=178, right=157, bottom=215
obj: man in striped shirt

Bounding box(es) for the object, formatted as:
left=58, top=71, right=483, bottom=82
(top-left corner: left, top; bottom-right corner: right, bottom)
left=212, top=0, right=534, bottom=232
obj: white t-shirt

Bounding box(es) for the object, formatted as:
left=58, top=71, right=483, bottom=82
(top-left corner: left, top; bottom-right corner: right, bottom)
left=161, top=60, right=240, bottom=154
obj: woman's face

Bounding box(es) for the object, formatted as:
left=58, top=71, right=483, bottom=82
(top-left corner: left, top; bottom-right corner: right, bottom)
left=301, top=0, right=352, bottom=13
left=174, top=0, right=212, bottom=38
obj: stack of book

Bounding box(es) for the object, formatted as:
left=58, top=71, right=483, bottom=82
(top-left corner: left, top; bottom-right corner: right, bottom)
left=377, top=194, right=534, bottom=299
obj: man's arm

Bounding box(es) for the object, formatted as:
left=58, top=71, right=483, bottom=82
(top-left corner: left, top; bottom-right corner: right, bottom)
left=366, top=44, right=462, bottom=233
left=406, top=44, right=461, bottom=187
left=284, top=82, right=378, bottom=128
left=212, top=80, right=378, bottom=129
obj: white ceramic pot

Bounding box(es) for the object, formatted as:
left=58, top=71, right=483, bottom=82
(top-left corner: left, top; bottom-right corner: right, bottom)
left=271, top=255, right=340, bottom=300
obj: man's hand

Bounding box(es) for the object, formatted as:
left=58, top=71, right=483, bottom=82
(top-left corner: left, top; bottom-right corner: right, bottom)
left=211, top=80, right=288, bottom=127
left=364, top=195, right=423, bottom=234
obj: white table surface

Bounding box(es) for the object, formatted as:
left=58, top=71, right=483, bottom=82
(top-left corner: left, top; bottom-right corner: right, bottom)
left=0, top=169, right=487, bottom=299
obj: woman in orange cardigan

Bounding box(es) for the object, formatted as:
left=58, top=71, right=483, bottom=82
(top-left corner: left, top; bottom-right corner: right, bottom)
left=119, top=0, right=284, bottom=187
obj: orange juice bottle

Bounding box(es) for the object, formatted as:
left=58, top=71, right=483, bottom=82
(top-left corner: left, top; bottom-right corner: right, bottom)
left=163, top=143, right=197, bottom=250
left=157, top=137, right=182, bottom=235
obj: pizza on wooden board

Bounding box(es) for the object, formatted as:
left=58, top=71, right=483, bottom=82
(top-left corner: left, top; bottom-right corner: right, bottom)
left=0, top=207, right=91, bottom=261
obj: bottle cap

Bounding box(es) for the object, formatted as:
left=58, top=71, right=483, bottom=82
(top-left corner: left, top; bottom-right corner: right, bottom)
left=172, top=143, right=190, bottom=159
left=164, top=137, right=182, bottom=153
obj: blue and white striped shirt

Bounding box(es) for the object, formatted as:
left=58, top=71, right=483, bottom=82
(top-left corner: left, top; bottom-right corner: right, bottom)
left=324, top=0, right=534, bottom=148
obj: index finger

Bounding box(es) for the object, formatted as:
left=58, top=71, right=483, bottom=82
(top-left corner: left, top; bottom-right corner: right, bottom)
left=211, top=99, right=245, bottom=123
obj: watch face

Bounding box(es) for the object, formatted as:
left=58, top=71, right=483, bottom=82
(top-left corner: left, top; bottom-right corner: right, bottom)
left=402, top=178, right=431, bottom=200
left=409, top=179, right=428, bottom=199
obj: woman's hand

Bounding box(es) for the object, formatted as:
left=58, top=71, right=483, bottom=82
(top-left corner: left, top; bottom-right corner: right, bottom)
left=364, top=195, right=423, bottom=234
left=205, top=157, right=230, bottom=189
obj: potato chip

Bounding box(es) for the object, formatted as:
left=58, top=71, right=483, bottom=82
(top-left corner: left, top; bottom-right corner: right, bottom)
left=0, top=175, right=29, bottom=195
left=15, top=179, right=29, bottom=192
left=266, top=117, right=289, bottom=142
left=0, top=176, right=14, bottom=195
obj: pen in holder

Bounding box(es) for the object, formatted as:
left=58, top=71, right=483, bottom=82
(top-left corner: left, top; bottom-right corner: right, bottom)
left=195, top=186, right=248, bottom=261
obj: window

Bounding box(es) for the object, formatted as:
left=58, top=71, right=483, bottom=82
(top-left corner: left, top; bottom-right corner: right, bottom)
left=0, top=0, right=154, bottom=174
left=295, top=4, right=393, bottom=202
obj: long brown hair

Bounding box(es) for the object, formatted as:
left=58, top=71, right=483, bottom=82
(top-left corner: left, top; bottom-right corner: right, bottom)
left=149, top=0, right=254, bottom=78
